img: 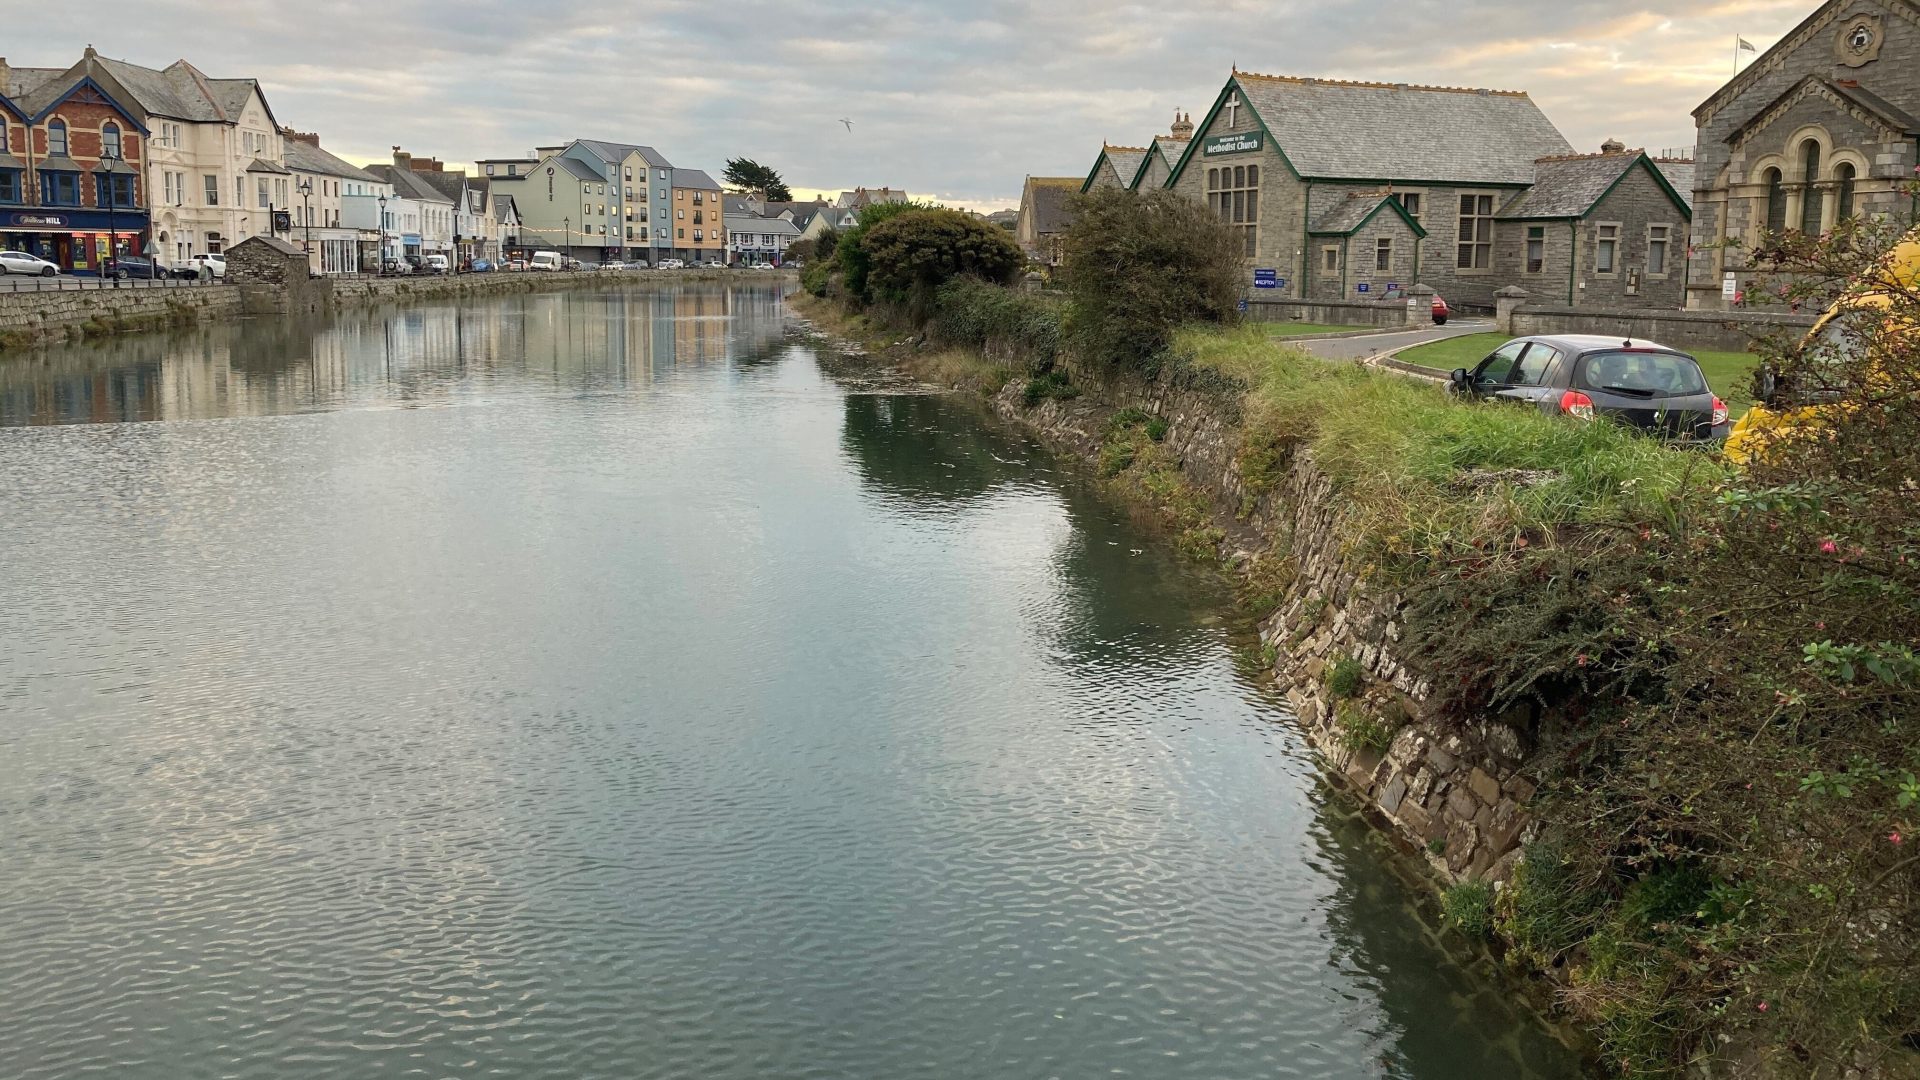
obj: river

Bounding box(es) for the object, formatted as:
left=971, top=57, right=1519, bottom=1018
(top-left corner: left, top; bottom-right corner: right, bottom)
left=0, top=282, right=1578, bottom=1079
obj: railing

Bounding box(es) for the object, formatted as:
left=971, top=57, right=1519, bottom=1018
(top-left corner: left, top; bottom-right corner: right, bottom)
left=0, top=274, right=232, bottom=294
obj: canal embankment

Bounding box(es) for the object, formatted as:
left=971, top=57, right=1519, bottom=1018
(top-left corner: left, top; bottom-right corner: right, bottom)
left=0, top=267, right=793, bottom=351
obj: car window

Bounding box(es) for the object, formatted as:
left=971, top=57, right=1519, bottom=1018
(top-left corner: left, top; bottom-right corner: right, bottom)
left=1476, top=341, right=1530, bottom=384
left=1576, top=350, right=1707, bottom=396
left=1511, top=344, right=1560, bottom=387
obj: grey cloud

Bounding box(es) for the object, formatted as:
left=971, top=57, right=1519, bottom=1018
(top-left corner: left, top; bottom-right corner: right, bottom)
left=11, top=0, right=1804, bottom=209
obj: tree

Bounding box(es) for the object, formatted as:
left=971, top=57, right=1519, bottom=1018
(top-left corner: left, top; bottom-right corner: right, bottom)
left=1057, top=187, right=1241, bottom=370
left=860, top=209, right=1025, bottom=311
left=722, top=158, right=792, bottom=203
left=835, top=200, right=928, bottom=303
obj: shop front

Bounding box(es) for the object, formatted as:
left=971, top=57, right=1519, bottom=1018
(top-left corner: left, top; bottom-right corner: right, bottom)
left=0, top=209, right=150, bottom=274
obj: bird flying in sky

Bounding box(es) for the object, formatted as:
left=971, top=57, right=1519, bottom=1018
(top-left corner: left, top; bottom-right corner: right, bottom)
left=838, top=118, right=854, bottom=131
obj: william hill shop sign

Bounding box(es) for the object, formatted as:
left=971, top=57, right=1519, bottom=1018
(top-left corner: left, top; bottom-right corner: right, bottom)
left=1203, top=130, right=1264, bottom=156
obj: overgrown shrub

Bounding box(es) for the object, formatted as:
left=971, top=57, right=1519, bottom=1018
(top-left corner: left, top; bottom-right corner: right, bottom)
left=930, top=277, right=1063, bottom=373
left=833, top=200, right=929, bottom=304
left=1333, top=702, right=1395, bottom=754
left=861, top=209, right=1024, bottom=313
left=1022, top=371, right=1078, bottom=406
left=1059, top=186, right=1241, bottom=371
left=1442, top=880, right=1494, bottom=938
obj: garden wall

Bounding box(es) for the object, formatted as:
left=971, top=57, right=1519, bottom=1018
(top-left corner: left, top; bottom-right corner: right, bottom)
left=1504, top=303, right=1818, bottom=352
left=1246, top=296, right=1413, bottom=329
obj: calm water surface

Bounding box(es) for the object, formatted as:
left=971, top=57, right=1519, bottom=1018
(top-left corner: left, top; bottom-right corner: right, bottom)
left=0, top=284, right=1578, bottom=1079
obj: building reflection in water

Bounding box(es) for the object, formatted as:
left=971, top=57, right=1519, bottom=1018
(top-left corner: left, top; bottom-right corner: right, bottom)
left=0, top=282, right=795, bottom=428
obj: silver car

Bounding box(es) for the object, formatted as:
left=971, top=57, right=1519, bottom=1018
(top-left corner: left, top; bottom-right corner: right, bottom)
left=0, top=250, right=61, bottom=277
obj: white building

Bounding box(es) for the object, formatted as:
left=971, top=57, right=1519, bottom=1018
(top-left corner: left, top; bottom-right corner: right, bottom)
left=367, top=153, right=454, bottom=266
left=724, top=211, right=800, bottom=265
left=83, top=49, right=286, bottom=263
left=280, top=131, right=384, bottom=273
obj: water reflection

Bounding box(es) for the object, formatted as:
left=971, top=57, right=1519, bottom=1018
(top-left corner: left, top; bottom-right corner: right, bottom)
left=0, top=284, right=1577, bottom=1080
left=0, top=282, right=792, bottom=427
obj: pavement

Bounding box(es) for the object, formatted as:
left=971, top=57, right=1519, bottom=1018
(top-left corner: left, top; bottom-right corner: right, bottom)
left=1287, top=319, right=1495, bottom=361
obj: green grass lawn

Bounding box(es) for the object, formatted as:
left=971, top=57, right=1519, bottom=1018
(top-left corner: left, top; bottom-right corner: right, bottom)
left=1262, top=322, right=1369, bottom=338
left=1395, top=333, right=1762, bottom=412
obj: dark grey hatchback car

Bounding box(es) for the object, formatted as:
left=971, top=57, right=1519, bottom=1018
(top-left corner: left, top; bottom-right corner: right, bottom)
left=1447, top=334, right=1730, bottom=441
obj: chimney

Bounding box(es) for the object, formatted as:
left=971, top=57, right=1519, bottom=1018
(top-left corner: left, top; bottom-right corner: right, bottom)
left=1601, top=137, right=1627, bottom=154
left=392, top=146, right=413, bottom=169
left=281, top=127, right=321, bottom=147
left=0, top=58, right=9, bottom=93
left=84, top=44, right=97, bottom=60
left=1169, top=109, right=1194, bottom=140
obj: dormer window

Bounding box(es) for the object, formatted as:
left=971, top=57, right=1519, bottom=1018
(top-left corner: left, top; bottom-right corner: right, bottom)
left=47, top=119, right=68, bottom=157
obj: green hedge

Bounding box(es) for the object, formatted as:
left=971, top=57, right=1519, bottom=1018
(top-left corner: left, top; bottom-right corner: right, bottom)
left=929, top=278, right=1064, bottom=374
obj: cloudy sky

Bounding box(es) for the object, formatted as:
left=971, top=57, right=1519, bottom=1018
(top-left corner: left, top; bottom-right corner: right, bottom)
left=14, top=0, right=1816, bottom=210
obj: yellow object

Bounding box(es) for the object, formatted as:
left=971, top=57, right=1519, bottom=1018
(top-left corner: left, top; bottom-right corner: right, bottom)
left=1725, top=229, right=1920, bottom=468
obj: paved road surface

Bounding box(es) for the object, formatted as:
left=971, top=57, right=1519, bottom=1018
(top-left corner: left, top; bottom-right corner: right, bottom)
left=1290, top=320, right=1494, bottom=361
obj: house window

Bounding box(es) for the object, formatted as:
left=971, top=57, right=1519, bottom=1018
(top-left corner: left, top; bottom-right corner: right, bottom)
left=624, top=167, right=632, bottom=181
left=677, top=228, right=684, bottom=238
left=1374, top=237, right=1392, bottom=272
left=1207, top=164, right=1258, bottom=256
left=1763, top=167, right=1786, bottom=233
left=657, top=208, right=665, bottom=219
left=694, top=229, right=703, bottom=242
left=1321, top=246, right=1338, bottom=273
left=1647, top=225, right=1670, bottom=277
left=1526, top=226, right=1545, bottom=273
left=677, top=209, right=684, bottom=219
left=97, top=173, right=135, bottom=207
left=658, top=170, right=667, bottom=181
left=1835, top=162, right=1856, bottom=221
left=258, top=176, right=271, bottom=208
left=1595, top=224, right=1619, bottom=274
left=1396, top=192, right=1422, bottom=221
left=0, top=170, right=20, bottom=203
left=693, top=211, right=703, bottom=225
left=656, top=228, right=666, bottom=239
left=205, top=174, right=219, bottom=205
left=1455, top=193, right=1494, bottom=269
left=47, top=119, right=68, bottom=157
left=39, top=171, right=81, bottom=206
left=656, top=188, right=665, bottom=200
left=102, top=122, right=122, bottom=160
left=236, top=176, right=245, bottom=205
left=485, top=164, right=495, bottom=176
left=1799, top=140, right=1823, bottom=234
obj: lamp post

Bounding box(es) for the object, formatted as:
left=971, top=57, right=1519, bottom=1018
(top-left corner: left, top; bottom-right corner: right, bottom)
left=100, top=147, right=120, bottom=280
left=297, top=177, right=314, bottom=273
left=378, top=193, right=388, bottom=274
left=563, top=216, right=570, bottom=261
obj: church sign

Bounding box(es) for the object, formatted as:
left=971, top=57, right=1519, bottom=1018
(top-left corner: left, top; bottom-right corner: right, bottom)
left=1203, top=131, right=1264, bottom=157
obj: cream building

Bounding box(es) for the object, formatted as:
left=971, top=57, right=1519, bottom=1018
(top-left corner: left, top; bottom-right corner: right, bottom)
left=280, top=130, right=383, bottom=273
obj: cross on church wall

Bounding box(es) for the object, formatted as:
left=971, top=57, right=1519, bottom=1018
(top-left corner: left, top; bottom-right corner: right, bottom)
left=1224, top=93, right=1241, bottom=128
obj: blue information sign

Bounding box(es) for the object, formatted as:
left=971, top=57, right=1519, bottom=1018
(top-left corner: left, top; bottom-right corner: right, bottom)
left=1272, top=277, right=1287, bottom=289
left=1236, top=298, right=1249, bottom=312
left=1252, top=268, right=1278, bottom=289
left=1355, top=282, right=1371, bottom=294
left=1385, top=282, right=1400, bottom=291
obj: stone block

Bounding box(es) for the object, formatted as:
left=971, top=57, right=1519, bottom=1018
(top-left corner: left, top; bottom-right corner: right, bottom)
left=1468, top=768, right=1502, bottom=806
left=1379, top=772, right=1409, bottom=815
left=1446, top=821, right=1480, bottom=874
left=1445, top=785, right=1479, bottom=822
left=1398, top=801, right=1430, bottom=836
left=1484, top=800, right=1528, bottom=855
left=1503, top=775, right=1538, bottom=805
left=1426, top=745, right=1458, bottom=775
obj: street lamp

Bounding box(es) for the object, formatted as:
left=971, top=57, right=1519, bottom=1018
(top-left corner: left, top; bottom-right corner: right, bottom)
left=100, top=147, right=120, bottom=280
left=378, top=193, right=388, bottom=274
left=562, top=216, right=570, bottom=259
left=297, top=177, right=314, bottom=273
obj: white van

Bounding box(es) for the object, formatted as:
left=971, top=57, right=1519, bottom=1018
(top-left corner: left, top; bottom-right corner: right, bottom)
left=424, top=254, right=449, bottom=274
left=529, top=251, right=564, bottom=272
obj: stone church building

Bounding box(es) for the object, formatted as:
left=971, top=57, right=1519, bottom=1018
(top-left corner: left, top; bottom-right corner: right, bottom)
left=1687, top=0, right=1920, bottom=309
left=1149, top=70, right=1694, bottom=309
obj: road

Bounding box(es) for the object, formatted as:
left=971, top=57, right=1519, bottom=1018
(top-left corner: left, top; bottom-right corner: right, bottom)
left=1289, top=319, right=1494, bottom=361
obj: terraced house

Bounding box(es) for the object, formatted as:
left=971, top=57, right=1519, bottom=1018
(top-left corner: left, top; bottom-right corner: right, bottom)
left=1162, top=70, right=1694, bottom=309
left=1080, top=111, right=1194, bottom=193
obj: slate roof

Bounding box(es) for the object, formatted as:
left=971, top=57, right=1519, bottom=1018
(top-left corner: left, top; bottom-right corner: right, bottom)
left=1226, top=71, right=1572, bottom=184
left=231, top=233, right=303, bottom=255
left=281, top=138, right=380, bottom=182
left=1308, top=191, right=1428, bottom=237
left=1022, top=176, right=1080, bottom=236
left=573, top=139, right=672, bottom=169
left=1655, top=159, right=1696, bottom=210
left=670, top=168, right=721, bottom=190
left=493, top=193, right=519, bottom=222
left=367, top=164, right=454, bottom=204
left=246, top=157, right=292, bottom=175
left=724, top=214, right=801, bottom=236
left=548, top=156, right=602, bottom=182
left=1727, top=74, right=1920, bottom=146
left=1101, top=145, right=1148, bottom=183
left=9, top=53, right=273, bottom=129
left=413, top=169, right=472, bottom=203
left=1496, top=153, right=1639, bottom=219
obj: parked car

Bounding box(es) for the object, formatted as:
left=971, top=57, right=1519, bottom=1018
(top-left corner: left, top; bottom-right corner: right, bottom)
left=178, top=254, right=227, bottom=280
left=423, top=254, right=449, bottom=274
left=507, top=258, right=527, bottom=271
left=657, top=259, right=686, bottom=270
left=703, top=259, right=723, bottom=268
left=1447, top=335, right=1730, bottom=442
left=595, top=260, right=626, bottom=271
left=0, top=250, right=62, bottom=277
left=105, top=255, right=166, bottom=280
left=752, top=263, right=779, bottom=271
left=469, top=259, right=494, bottom=273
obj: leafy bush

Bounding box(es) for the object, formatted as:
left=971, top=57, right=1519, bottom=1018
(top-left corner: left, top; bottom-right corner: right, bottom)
left=860, top=209, right=1025, bottom=315
left=834, top=200, right=930, bottom=304
left=1022, top=371, right=1078, bottom=406
left=930, top=278, right=1063, bottom=373
left=800, top=261, right=833, bottom=298
left=1059, top=186, right=1241, bottom=371
left=1326, top=655, right=1364, bottom=699
left=1442, top=881, right=1494, bottom=938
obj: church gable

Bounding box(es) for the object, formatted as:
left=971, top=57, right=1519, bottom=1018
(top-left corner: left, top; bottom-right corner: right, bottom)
left=1728, top=74, right=1920, bottom=151
left=1696, top=0, right=1920, bottom=125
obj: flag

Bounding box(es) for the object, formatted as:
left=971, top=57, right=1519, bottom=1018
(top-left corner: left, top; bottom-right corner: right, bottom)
left=1737, top=37, right=1757, bottom=52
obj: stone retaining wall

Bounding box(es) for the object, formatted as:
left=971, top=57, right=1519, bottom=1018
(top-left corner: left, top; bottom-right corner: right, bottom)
left=1505, top=302, right=1817, bottom=352
left=992, top=354, right=1538, bottom=885
left=0, top=285, right=241, bottom=348
left=1247, top=296, right=1412, bottom=329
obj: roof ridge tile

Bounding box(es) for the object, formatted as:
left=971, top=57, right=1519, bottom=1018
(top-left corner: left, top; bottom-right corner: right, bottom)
left=1230, top=67, right=1530, bottom=98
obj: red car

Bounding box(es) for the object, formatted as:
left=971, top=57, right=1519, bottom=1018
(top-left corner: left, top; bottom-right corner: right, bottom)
left=1431, top=295, right=1450, bottom=326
